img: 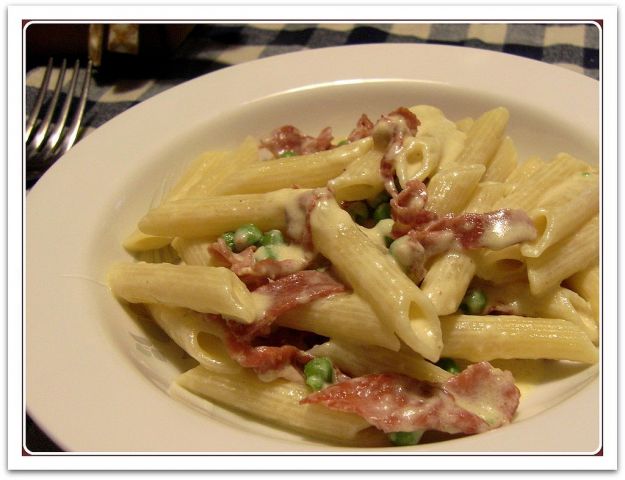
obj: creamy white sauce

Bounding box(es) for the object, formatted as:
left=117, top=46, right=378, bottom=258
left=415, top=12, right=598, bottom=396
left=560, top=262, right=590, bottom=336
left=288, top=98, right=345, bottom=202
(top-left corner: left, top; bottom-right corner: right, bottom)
left=409, top=105, right=466, bottom=168
left=250, top=291, right=273, bottom=320
left=480, top=217, right=537, bottom=250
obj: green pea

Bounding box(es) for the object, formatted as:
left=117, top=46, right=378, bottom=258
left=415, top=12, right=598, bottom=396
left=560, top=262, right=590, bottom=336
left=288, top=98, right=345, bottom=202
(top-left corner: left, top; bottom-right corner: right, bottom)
left=260, top=229, right=284, bottom=246
left=345, top=201, right=370, bottom=224
left=436, top=358, right=461, bottom=374
left=221, top=231, right=235, bottom=251
left=337, top=139, right=349, bottom=146
left=372, top=202, right=392, bottom=223
left=233, top=224, right=263, bottom=252
left=460, top=288, right=487, bottom=315
left=279, top=150, right=296, bottom=158
left=305, top=374, right=325, bottom=391
left=304, top=357, right=334, bottom=385
left=388, top=431, right=424, bottom=446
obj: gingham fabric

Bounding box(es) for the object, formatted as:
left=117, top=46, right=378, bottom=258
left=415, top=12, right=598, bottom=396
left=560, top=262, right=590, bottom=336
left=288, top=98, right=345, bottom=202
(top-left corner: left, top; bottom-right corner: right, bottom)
left=26, top=23, right=599, bottom=138
left=24, top=21, right=599, bottom=452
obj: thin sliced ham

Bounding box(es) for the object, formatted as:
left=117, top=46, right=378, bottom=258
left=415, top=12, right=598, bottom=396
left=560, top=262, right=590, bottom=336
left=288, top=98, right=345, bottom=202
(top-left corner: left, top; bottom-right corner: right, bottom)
left=387, top=179, right=536, bottom=280
left=301, top=362, right=520, bottom=435
left=347, top=114, right=375, bottom=142
left=260, top=125, right=334, bottom=157
left=375, top=108, right=420, bottom=197
left=206, top=270, right=345, bottom=378
left=208, top=238, right=311, bottom=288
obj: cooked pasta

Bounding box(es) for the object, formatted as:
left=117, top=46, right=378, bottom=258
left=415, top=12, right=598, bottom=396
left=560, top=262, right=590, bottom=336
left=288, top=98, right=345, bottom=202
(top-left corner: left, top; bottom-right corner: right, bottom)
left=108, top=104, right=599, bottom=447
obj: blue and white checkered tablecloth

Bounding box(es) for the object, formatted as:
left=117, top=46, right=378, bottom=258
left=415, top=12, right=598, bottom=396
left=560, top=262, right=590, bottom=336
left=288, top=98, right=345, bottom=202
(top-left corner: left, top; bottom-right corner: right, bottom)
left=24, top=21, right=600, bottom=452
left=26, top=23, right=599, bottom=146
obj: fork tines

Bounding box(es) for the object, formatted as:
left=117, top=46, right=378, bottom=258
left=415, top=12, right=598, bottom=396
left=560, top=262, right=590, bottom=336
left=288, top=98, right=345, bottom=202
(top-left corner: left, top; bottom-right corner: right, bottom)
left=26, top=57, right=92, bottom=162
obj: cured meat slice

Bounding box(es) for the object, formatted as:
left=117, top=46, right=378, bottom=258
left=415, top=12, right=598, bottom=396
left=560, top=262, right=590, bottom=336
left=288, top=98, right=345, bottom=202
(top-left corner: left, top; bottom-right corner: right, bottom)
left=301, top=362, right=520, bottom=435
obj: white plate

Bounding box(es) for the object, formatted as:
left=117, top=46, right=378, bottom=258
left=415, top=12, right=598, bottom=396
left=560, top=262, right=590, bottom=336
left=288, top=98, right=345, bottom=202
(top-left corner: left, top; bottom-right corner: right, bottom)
left=26, top=43, right=600, bottom=454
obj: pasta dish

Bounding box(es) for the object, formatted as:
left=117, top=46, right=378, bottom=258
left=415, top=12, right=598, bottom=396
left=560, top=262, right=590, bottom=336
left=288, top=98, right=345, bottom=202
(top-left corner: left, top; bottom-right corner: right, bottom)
left=107, top=104, right=599, bottom=447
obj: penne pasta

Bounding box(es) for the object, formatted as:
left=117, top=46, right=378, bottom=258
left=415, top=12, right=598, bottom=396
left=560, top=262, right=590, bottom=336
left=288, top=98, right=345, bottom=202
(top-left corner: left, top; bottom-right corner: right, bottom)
left=276, top=292, right=400, bottom=351
left=328, top=148, right=384, bottom=202
left=420, top=251, right=476, bottom=316
left=308, top=339, right=452, bottom=384
left=521, top=171, right=599, bottom=257
left=309, top=195, right=442, bottom=362
left=170, top=366, right=388, bottom=447
left=527, top=215, right=599, bottom=296
left=475, top=245, right=527, bottom=284
left=108, top=103, right=599, bottom=447
left=482, top=136, right=518, bottom=182
left=400, top=104, right=466, bottom=177
left=420, top=180, right=509, bottom=315
left=216, top=137, right=373, bottom=195
left=425, top=164, right=486, bottom=215
left=503, top=154, right=545, bottom=186
left=138, top=188, right=306, bottom=239
left=440, top=314, right=598, bottom=364
left=123, top=138, right=259, bottom=252
left=171, top=236, right=225, bottom=267
left=454, top=107, right=509, bottom=167
left=494, top=152, right=591, bottom=211
left=565, top=264, right=600, bottom=327
left=146, top=304, right=241, bottom=374
left=476, top=280, right=598, bottom=344
left=108, top=262, right=257, bottom=324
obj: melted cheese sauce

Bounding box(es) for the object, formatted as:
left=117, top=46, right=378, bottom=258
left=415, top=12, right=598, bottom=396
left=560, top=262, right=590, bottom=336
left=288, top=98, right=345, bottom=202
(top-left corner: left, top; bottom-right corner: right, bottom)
left=480, top=216, right=538, bottom=250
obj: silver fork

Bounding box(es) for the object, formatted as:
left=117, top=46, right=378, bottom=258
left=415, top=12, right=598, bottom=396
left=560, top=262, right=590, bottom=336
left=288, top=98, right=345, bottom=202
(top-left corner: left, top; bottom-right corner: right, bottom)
left=25, top=58, right=92, bottom=164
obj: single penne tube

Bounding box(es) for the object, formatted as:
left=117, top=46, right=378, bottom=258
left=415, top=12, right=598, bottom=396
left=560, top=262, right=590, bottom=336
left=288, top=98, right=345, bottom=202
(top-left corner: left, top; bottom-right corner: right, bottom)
left=475, top=245, right=527, bottom=284
left=146, top=304, right=241, bottom=375
left=177, top=137, right=259, bottom=198
left=521, top=171, right=599, bottom=257
left=539, top=287, right=598, bottom=344
left=170, top=366, right=387, bottom=447
left=395, top=135, right=442, bottom=186
left=527, top=215, right=599, bottom=296
left=425, top=163, right=486, bottom=215
left=309, top=195, right=442, bottom=362
left=107, top=262, right=257, bottom=324
left=454, top=107, right=509, bottom=167
left=308, top=339, right=452, bottom=384
left=494, top=152, right=591, bottom=211
left=482, top=136, right=518, bottom=182
left=393, top=105, right=466, bottom=182
left=122, top=229, right=172, bottom=252
left=215, top=137, right=373, bottom=195
left=123, top=138, right=259, bottom=252
left=327, top=148, right=384, bottom=202
left=171, top=236, right=225, bottom=267
left=462, top=181, right=511, bottom=213
left=476, top=280, right=598, bottom=344
left=565, top=264, right=600, bottom=326
left=138, top=188, right=307, bottom=238
left=504, top=154, right=545, bottom=186
left=420, top=252, right=476, bottom=316
left=440, top=314, right=599, bottom=364
left=276, top=292, right=400, bottom=351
